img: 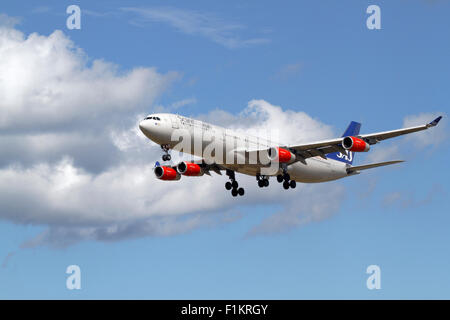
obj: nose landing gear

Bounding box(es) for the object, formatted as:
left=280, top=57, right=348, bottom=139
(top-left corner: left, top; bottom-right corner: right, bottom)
left=225, top=170, right=244, bottom=197
left=161, top=144, right=171, bottom=161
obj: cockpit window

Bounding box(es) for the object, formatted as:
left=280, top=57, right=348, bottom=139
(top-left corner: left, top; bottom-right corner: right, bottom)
left=144, top=116, right=161, bottom=121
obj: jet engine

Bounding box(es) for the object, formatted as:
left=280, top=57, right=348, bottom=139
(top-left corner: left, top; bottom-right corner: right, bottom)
left=342, top=136, right=370, bottom=152
left=267, top=147, right=296, bottom=163
left=177, top=161, right=204, bottom=176
left=154, top=166, right=181, bottom=180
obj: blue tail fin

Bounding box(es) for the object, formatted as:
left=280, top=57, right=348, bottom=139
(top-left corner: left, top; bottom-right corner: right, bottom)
left=327, top=121, right=361, bottom=165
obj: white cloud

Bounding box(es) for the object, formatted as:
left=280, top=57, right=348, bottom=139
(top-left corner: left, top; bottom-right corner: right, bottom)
left=247, top=183, right=345, bottom=235
left=362, top=112, right=446, bottom=202
left=1, top=13, right=444, bottom=248
left=0, top=155, right=345, bottom=247
left=153, top=97, right=197, bottom=113
left=0, top=20, right=179, bottom=173
left=0, top=13, right=20, bottom=28
left=366, top=112, right=446, bottom=163
left=0, top=157, right=231, bottom=226
left=0, top=131, right=120, bottom=172
left=403, top=112, right=446, bottom=148
left=169, top=98, right=197, bottom=109
left=0, top=18, right=372, bottom=248
left=121, top=7, right=270, bottom=49
left=0, top=24, right=178, bottom=132
left=197, top=99, right=335, bottom=146
left=0, top=98, right=345, bottom=247
left=366, top=144, right=401, bottom=163
left=0, top=18, right=444, bottom=247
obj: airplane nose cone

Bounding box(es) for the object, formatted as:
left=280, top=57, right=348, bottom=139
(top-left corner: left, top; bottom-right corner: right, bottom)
left=140, top=118, right=155, bottom=131
left=139, top=119, right=153, bottom=137
left=138, top=120, right=146, bottom=133
left=139, top=119, right=161, bottom=141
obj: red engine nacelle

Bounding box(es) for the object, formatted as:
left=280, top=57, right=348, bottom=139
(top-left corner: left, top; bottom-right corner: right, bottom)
left=268, top=147, right=296, bottom=163
left=154, top=166, right=181, bottom=180
left=177, top=161, right=203, bottom=176
left=342, top=136, right=370, bottom=152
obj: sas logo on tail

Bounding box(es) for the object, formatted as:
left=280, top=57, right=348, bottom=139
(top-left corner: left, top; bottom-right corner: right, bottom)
left=336, top=151, right=353, bottom=162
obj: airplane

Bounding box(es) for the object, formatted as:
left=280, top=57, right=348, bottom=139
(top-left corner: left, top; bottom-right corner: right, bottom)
left=139, top=113, right=442, bottom=197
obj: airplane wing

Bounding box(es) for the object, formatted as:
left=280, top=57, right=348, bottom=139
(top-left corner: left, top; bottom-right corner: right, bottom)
left=285, top=116, right=442, bottom=161
left=359, top=116, right=442, bottom=143
left=200, top=161, right=225, bottom=175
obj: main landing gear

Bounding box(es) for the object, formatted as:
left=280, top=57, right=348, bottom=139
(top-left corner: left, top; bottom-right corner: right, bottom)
left=225, top=170, right=244, bottom=197
left=161, top=144, right=171, bottom=161
left=276, top=170, right=296, bottom=190
left=256, top=174, right=270, bottom=188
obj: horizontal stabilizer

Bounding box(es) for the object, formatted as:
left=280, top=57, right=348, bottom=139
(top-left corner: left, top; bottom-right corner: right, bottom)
left=347, top=160, right=404, bottom=173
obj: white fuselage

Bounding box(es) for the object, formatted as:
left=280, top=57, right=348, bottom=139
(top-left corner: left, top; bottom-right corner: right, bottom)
left=139, top=113, right=350, bottom=183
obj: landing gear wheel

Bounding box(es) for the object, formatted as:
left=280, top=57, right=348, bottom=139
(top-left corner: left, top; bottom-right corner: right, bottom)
left=277, top=175, right=283, bottom=183
left=283, top=181, right=290, bottom=190
left=283, top=173, right=290, bottom=181
left=258, top=180, right=265, bottom=188
left=289, top=180, right=296, bottom=189
left=264, top=179, right=269, bottom=187
left=161, top=145, right=171, bottom=162
left=227, top=170, right=243, bottom=197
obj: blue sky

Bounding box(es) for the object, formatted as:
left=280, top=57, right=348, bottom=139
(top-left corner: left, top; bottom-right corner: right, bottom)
left=0, top=0, right=449, bottom=299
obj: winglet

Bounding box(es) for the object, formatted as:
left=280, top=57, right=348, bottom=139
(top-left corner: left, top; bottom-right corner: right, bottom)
left=427, top=116, right=442, bottom=127
left=154, top=161, right=161, bottom=167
